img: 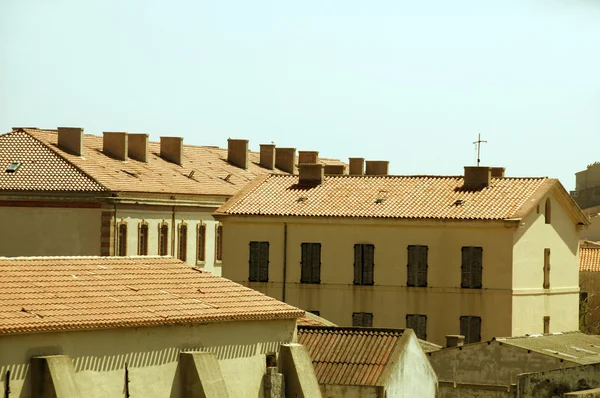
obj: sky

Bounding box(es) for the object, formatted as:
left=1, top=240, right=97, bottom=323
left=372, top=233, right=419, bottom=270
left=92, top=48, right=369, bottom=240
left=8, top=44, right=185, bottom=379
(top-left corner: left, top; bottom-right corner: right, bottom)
left=1, top=0, right=599, bottom=190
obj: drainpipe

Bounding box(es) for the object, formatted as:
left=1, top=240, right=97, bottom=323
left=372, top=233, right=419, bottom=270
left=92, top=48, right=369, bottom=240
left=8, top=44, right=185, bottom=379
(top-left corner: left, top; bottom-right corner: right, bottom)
left=171, top=206, right=176, bottom=257
left=282, top=223, right=288, bottom=302
left=113, top=202, right=118, bottom=256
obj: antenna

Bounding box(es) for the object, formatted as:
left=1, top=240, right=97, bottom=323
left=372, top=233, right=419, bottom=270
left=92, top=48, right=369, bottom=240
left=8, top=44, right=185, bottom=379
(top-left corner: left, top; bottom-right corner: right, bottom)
left=473, top=133, right=487, bottom=167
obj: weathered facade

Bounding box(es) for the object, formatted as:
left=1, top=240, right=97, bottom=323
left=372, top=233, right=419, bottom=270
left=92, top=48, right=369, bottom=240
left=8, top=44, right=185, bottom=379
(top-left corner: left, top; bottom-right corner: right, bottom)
left=580, top=245, right=600, bottom=333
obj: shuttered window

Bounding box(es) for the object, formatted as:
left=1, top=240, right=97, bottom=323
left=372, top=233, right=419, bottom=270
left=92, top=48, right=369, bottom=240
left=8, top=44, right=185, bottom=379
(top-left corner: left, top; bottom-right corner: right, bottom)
left=352, top=312, right=373, bottom=327
left=197, top=224, right=206, bottom=262
left=301, top=243, right=321, bottom=284
left=461, top=247, right=483, bottom=288
left=543, top=248, right=551, bottom=289
left=354, top=244, right=375, bottom=285
left=406, top=314, right=427, bottom=340
left=118, top=223, right=127, bottom=256
left=138, top=223, right=148, bottom=255
left=215, top=224, right=223, bottom=262
left=178, top=224, right=187, bottom=262
left=460, top=316, right=482, bottom=344
left=158, top=223, right=169, bottom=256
left=407, top=245, right=428, bottom=287
left=249, top=241, right=269, bottom=282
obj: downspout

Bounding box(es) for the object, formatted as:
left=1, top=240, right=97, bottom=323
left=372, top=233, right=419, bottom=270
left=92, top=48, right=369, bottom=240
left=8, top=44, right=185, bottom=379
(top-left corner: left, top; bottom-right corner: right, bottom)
left=171, top=206, right=176, bottom=257
left=113, top=202, right=118, bottom=256
left=282, top=222, right=288, bottom=302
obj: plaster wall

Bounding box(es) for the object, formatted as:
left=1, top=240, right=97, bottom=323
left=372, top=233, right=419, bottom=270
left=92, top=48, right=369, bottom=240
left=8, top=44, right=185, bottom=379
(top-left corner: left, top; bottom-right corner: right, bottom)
left=0, top=206, right=101, bottom=256
left=438, top=382, right=515, bottom=398
left=516, top=362, right=600, bottom=398
left=0, top=319, right=296, bottom=397
left=580, top=272, right=600, bottom=333
left=320, top=384, right=382, bottom=398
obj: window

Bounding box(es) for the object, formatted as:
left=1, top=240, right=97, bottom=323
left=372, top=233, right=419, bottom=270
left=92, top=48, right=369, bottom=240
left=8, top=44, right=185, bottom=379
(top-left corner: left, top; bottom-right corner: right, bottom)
left=138, top=222, right=148, bottom=255
left=543, top=248, right=551, bottom=289
left=5, top=162, right=21, bottom=173
left=545, top=198, right=551, bottom=224
left=117, top=222, right=127, bottom=256
left=354, top=244, right=375, bottom=285
left=215, top=224, right=223, bottom=262
left=197, top=223, right=206, bottom=262
left=406, top=314, right=427, bottom=340
left=158, top=222, right=169, bottom=256
left=460, top=316, right=481, bottom=344
left=407, top=245, right=428, bottom=287
left=301, top=243, right=321, bottom=284
left=544, top=316, right=550, bottom=334
left=461, top=247, right=483, bottom=289
left=249, top=241, right=269, bottom=282
left=178, top=223, right=188, bottom=262
left=352, top=312, right=373, bottom=327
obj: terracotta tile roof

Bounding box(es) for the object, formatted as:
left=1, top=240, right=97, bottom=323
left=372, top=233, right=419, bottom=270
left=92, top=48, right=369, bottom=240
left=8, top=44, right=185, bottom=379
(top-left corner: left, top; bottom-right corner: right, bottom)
left=297, top=312, right=338, bottom=327
left=0, top=256, right=304, bottom=335
left=0, top=130, right=106, bottom=193
left=217, top=174, right=560, bottom=220
left=580, top=247, right=600, bottom=272
left=1, top=128, right=343, bottom=197
left=297, top=326, right=406, bottom=386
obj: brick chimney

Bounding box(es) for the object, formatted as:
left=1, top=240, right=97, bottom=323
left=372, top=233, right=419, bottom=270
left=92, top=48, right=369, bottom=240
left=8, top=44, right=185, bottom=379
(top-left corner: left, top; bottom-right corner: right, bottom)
left=57, top=127, right=84, bottom=156
left=227, top=139, right=249, bottom=169
left=299, top=163, right=324, bottom=185
left=491, top=167, right=506, bottom=178
left=365, top=161, right=389, bottom=176
left=275, top=148, right=296, bottom=174
left=349, top=158, right=364, bottom=176
left=102, top=132, right=128, bottom=161
left=160, top=137, right=184, bottom=166
left=324, top=164, right=346, bottom=175
left=298, top=151, right=319, bottom=164
left=128, top=133, right=149, bottom=162
left=260, top=144, right=276, bottom=170
left=463, top=166, right=491, bottom=190
left=446, top=335, right=465, bottom=348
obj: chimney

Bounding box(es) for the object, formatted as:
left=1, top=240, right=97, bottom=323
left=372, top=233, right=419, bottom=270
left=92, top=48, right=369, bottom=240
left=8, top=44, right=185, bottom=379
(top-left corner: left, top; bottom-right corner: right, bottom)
left=299, top=163, right=324, bottom=185
left=160, top=137, right=184, bottom=166
left=298, top=151, right=319, bottom=164
left=491, top=167, right=505, bottom=178
left=227, top=139, right=249, bottom=169
left=324, top=164, right=346, bottom=175
left=463, top=166, right=491, bottom=190
left=275, top=148, right=296, bottom=174
left=128, top=133, right=149, bottom=163
left=57, top=127, right=84, bottom=156
left=102, top=132, right=128, bottom=161
left=349, top=158, right=364, bottom=176
left=260, top=144, right=276, bottom=170
left=446, top=335, right=465, bottom=348
left=365, top=161, right=389, bottom=176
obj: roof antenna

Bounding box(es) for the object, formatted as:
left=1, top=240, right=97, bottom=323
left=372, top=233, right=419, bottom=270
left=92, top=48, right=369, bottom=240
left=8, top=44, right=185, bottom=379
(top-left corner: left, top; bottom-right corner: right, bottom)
left=473, top=133, right=487, bottom=167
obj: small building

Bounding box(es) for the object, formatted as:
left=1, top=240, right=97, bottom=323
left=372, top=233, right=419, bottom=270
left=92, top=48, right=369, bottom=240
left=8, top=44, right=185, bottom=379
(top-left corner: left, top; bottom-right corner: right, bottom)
left=580, top=245, right=600, bottom=333
left=0, top=256, right=321, bottom=397
left=429, top=332, right=600, bottom=397
left=297, top=326, right=438, bottom=397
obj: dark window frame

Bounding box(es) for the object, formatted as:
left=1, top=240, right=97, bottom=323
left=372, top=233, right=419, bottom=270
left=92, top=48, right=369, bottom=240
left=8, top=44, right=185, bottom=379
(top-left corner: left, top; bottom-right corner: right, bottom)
left=197, top=223, right=206, bottom=262
left=117, top=222, right=127, bottom=256
left=178, top=223, right=188, bottom=262
left=158, top=222, right=169, bottom=256
left=352, top=312, right=373, bottom=327
left=461, top=246, right=483, bottom=289
left=215, top=224, right=223, bottom=262
left=301, top=242, right=321, bottom=284
left=249, top=241, right=270, bottom=282
left=138, top=221, right=148, bottom=256
left=460, top=316, right=482, bottom=344
left=407, top=245, right=428, bottom=287
left=354, top=244, right=375, bottom=285
left=543, top=248, right=551, bottom=289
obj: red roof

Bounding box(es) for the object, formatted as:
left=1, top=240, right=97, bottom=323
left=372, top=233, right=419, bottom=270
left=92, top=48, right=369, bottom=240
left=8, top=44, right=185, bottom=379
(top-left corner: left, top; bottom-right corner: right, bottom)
left=0, top=257, right=303, bottom=335
left=580, top=247, right=600, bottom=272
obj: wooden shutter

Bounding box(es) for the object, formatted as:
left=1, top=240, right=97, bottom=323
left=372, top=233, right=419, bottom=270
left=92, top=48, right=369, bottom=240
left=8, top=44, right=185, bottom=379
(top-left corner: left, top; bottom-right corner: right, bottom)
left=472, top=247, right=483, bottom=288
left=417, top=246, right=428, bottom=287
left=470, top=317, right=481, bottom=343
left=417, top=315, right=427, bottom=340
left=301, top=243, right=311, bottom=283
left=354, top=245, right=363, bottom=285
left=364, top=312, right=373, bottom=327
left=249, top=242, right=259, bottom=281
left=311, top=244, right=321, bottom=283
left=352, top=312, right=362, bottom=326
left=461, top=247, right=471, bottom=288
left=363, top=244, right=375, bottom=285
left=460, top=316, right=470, bottom=342
left=258, top=242, right=269, bottom=282
left=407, top=246, right=417, bottom=286
left=544, top=248, right=551, bottom=289
left=406, top=314, right=415, bottom=330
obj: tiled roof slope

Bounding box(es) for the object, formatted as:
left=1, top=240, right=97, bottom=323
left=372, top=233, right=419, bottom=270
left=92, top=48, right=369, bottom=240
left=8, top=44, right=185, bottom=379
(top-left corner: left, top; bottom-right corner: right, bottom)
left=2, top=128, right=343, bottom=197
left=297, top=312, right=338, bottom=327
left=0, top=256, right=303, bottom=335
left=217, top=174, right=558, bottom=220
left=496, top=332, right=600, bottom=365
left=297, top=326, right=407, bottom=386
left=0, top=130, right=106, bottom=192
left=580, top=247, right=600, bottom=272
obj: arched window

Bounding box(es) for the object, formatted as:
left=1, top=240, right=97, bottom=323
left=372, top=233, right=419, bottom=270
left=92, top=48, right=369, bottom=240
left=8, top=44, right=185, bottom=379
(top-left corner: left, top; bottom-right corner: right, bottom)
left=178, top=222, right=188, bottom=262
left=158, top=221, right=169, bottom=256
left=138, top=220, right=149, bottom=255
left=117, top=220, right=127, bottom=256
left=197, top=223, right=206, bottom=262
left=215, top=224, right=223, bottom=262
left=545, top=198, right=551, bottom=224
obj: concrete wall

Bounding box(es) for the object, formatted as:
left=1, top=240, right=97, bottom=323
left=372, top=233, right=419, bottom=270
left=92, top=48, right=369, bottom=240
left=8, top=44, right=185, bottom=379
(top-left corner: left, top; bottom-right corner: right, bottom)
left=516, top=363, right=600, bottom=398
left=0, top=319, right=296, bottom=397
left=0, top=205, right=101, bottom=256
left=512, top=192, right=581, bottom=336
left=438, top=382, right=516, bottom=398
left=320, top=384, right=383, bottom=398
left=428, top=341, right=574, bottom=386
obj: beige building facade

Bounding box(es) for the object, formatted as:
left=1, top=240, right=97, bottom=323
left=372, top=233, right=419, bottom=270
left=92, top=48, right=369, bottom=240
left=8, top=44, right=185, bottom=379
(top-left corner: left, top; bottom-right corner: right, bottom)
left=215, top=164, right=588, bottom=345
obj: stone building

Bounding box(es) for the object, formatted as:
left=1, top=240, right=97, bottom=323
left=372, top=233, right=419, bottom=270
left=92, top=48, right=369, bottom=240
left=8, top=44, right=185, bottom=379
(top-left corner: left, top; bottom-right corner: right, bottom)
left=571, top=162, right=600, bottom=242
left=580, top=245, right=600, bottom=333
left=214, top=161, right=589, bottom=345
left=0, top=256, right=321, bottom=397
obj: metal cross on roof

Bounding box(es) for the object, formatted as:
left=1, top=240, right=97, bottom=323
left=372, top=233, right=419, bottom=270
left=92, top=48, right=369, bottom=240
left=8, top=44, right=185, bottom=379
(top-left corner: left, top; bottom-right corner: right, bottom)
left=473, top=133, right=487, bottom=167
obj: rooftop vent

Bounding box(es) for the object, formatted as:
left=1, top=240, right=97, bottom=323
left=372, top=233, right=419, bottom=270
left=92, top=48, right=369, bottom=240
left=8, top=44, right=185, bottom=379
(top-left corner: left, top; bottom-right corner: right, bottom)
left=5, top=162, right=21, bottom=173
left=324, top=164, right=346, bottom=175
left=365, top=160, right=389, bottom=176
left=275, top=148, right=296, bottom=174
left=298, top=151, right=319, bottom=164
left=298, top=163, right=324, bottom=186
left=103, top=132, right=128, bottom=161
left=446, top=335, right=465, bottom=348
left=57, top=127, right=84, bottom=156
left=160, top=137, right=184, bottom=166
left=349, top=158, right=365, bottom=176
left=463, top=166, right=491, bottom=190
left=260, top=144, right=276, bottom=170
left=453, top=199, right=464, bottom=206
left=128, top=133, right=149, bottom=163
left=227, top=139, right=249, bottom=169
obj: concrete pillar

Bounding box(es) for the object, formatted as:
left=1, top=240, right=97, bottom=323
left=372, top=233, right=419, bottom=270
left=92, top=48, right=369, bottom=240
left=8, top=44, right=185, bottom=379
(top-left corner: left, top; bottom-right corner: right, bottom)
left=263, top=367, right=285, bottom=398
left=278, top=343, right=322, bottom=398
left=180, top=352, right=229, bottom=398
left=30, top=355, right=82, bottom=398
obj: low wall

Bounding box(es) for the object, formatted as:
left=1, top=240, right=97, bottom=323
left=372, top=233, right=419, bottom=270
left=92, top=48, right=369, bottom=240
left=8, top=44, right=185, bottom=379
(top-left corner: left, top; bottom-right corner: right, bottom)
left=438, top=381, right=516, bottom=398
left=516, top=363, right=600, bottom=398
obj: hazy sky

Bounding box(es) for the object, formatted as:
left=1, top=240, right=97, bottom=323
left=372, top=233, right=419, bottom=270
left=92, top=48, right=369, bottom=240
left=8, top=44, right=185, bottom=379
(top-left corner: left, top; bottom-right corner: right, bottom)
left=1, top=0, right=599, bottom=190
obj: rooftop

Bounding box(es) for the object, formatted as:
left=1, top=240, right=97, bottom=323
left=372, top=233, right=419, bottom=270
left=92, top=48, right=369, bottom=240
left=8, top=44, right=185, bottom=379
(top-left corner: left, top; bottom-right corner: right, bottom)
left=297, top=312, right=338, bottom=327
left=581, top=247, right=600, bottom=272
left=0, top=256, right=304, bottom=335
left=216, top=173, right=574, bottom=221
